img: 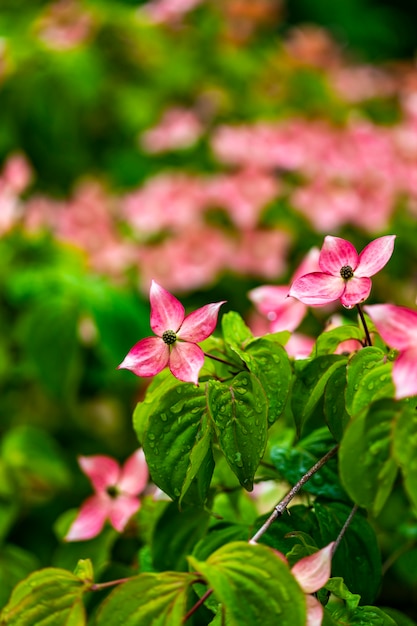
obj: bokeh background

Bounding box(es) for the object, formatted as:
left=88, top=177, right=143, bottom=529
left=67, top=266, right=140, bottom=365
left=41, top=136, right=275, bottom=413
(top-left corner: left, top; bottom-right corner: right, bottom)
left=1, top=0, right=417, bottom=617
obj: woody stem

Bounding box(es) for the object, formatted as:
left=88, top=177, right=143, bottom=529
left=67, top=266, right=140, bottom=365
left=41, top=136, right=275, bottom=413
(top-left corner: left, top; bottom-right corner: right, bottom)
left=356, top=303, right=372, bottom=347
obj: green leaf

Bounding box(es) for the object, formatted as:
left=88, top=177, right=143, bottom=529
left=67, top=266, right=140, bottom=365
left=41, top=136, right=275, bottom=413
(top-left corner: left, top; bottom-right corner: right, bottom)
left=325, top=577, right=361, bottom=610
left=292, top=355, right=347, bottom=436
left=339, top=399, right=399, bottom=516
left=192, top=522, right=252, bottom=562
left=95, top=572, right=195, bottom=626
left=382, top=607, right=417, bottom=626
left=329, top=605, right=397, bottom=625
left=244, top=336, right=292, bottom=426
left=314, top=501, right=381, bottom=605
left=133, top=369, right=180, bottom=445
left=0, top=544, right=40, bottom=609
left=314, top=325, right=364, bottom=356
left=221, top=311, right=253, bottom=363
left=208, top=372, right=268, bottom=490
left=393, top=405, right=417, bottom=515
left=19, top=295, right=81, bottom=398
left=73, top=559, right=93, bottom=583
left=188, top=541, right=306, bottom=626
left=323, top=364, right=350, bottom=442
left=270, top=428, right=347, bottom=501
left=345, top=347, right=393, bottom=416
left=1, top=426, right=71, bottom=504
left=0, top=567, right=89, bottom=625
left=152, top=501, right=211, bottom=571
left=143, top=382, right=214, bottom=503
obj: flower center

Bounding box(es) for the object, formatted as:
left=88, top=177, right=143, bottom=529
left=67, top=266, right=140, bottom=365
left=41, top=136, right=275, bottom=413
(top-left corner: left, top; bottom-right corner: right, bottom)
left=340, top=265, right=354, bottom=280
left=162, top=329, right=177, bottom=345
left=106, top=485, right=118, bottom=498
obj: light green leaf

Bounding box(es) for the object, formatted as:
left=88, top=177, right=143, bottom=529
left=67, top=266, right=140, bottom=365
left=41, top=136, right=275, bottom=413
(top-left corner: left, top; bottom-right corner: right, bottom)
left=208, top=372, right=268, bottom=490
left=244, top=336, right=292, bottom=426
left=95, top=572, right=195, bottom=626
left=345, top=347, right=391, bottom=417
left=188, top=541, right=306, bottom=626
left=221, top=311, right=253, bottom=364
left=143, top=382, right=214, bottom=503
left=393, top=405, right=417, bottom=515
left=339, top=399, right=399, bottom=516
left=314, top=325, right=364, bottom=356
left=0, top=567, right=89, bottom=625
left=329, top=605, right=397, bottom=625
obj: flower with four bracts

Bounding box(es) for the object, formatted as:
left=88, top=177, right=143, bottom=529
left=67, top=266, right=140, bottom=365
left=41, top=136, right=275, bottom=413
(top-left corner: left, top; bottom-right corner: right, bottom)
left=118, top=280, right=225, bottom=385
left=289, top=235, right=396, bottom=308
left=65, top=449, right=149, bottom=541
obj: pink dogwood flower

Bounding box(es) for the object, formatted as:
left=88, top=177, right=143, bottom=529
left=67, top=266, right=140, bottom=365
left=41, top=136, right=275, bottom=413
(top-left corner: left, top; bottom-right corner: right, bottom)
left=248, top=247, right=320, bottom=333
left=65, top=449, right=149, bottom=541
left=289, top=235, right=395, bottom=308
left=364, top=303, right=417, bottom=399
left=119, top=280, right=225, bottom=385
left=274, top=543, right=334, bottom=626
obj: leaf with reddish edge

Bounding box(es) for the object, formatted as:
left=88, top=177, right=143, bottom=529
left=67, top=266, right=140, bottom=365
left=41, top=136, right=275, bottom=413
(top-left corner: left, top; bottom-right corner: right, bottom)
left=188, top=542, right=306, bottom=626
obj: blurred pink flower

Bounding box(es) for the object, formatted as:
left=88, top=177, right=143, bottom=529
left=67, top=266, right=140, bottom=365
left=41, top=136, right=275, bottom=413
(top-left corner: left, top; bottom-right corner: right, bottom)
left=119, top=280, right=225, bottom=384
left=248, top=247, right=320, bottom=333
left=65, top=449, right=149, bottom=541
left=139, top=0, right=204, bottom=24
left=229, top=229, right=291, bottom=279
left=37, top=0, right=93, bottom=49
left=364, top=303, right=417, bottom=399
left=289, top=235, right=396, bottom=308
left=0, top=154, right=33, bottom=235
left=140, top=107, right=203, bottom=153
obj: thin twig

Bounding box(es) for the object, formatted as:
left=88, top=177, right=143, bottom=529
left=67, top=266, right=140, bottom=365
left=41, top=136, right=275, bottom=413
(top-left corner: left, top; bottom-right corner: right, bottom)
left=331, top=503, right=359, bottom=557
left=249, top=445, right=339, bottom=544
left=356, top=304, right=372, bottom=347
left=90, top=577, right=131, bottom=591
left=182, top=588, right=214, bottom=624
left=204, top=352, right=239, bottom=368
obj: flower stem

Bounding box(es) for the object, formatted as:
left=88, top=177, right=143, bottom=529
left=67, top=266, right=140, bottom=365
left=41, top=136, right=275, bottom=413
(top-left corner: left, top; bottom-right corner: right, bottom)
left=249, top=445, right=339, bottom=544
left=331, top=503, right=359, bottom=556
left=204, top=352, right=239, bottom=368
left=90, top=577, right=131, bottom=591
left=356, top=304, right=372, bottom=347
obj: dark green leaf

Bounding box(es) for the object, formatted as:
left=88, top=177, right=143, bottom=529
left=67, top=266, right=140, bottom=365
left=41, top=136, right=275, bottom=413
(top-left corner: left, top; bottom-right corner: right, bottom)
left=188, top=541, right=306, bottom=626
left=152, top=501, right=210, bottom=571
left=143, top=382, right=214, bottom=503
left=393, top=405, right=417, bottom=515
left=0, top=545, right=40, bottom=609
left=292, top=355, right=347, bottom=436
left=270, top=428, right=347, bottom=501
left=208, top=372, right=268, bottom=490
left=339, top=399, right=399, bottom=515
left=324, top=365, right=350, bottom=442
left=382, top=607, right=417, bottom=626
left=95, top=572, right=195, bottom=626
left=314, top=501, right=381, bottom=604
left=221, top=311, right=253, bottom=363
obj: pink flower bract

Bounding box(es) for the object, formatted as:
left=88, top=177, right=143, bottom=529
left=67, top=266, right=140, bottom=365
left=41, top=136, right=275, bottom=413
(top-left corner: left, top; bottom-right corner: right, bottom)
left=119, top=280, right=225, bottom=385
left=289, top=235, right=395, bottom=308
left=65, top=449, right=149, bottom=541
left=364, top=303, right=417, bottom=399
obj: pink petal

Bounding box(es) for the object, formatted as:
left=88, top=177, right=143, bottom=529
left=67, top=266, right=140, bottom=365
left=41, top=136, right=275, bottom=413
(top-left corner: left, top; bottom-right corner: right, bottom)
left=177, top=301, right=226, bottom=342
left=78, top=455, right=120, bottom=492
left=364, top=304, right=417, bottom=349
left=340, top=276, right=372, bottom=307
left=118, top=336, right=169, bottom=377
left=65, top=495, right=109, bottom=541
left=319, top=236, right=359, bottom=275
left=292, top=247, right=321, bottom=281
left=249, top=285, right=289, bottom=316
left=306, top=595, right=324, bottom=626
left=289, top=273, right=345, bottom=305
left=108, top=494, right=141, bottom=532
left=392, top=348, right=417, bottom=399
left=249, top=286, right=307, bottom=331
left=285, top=333, right=315, bottom=359
left=150, top=280, right=185, bottom=336
left=291, top=543, right=334, bottom=594
left=355, top=235, right=396, bottom=278
left=118, top=449, right=149, bottom=496
left=169, top=342, right=205, bottom=384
